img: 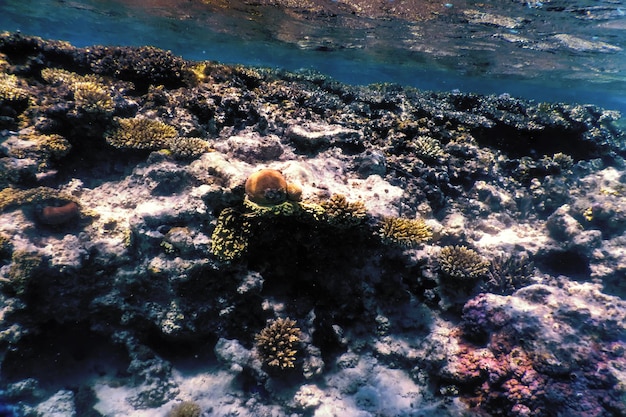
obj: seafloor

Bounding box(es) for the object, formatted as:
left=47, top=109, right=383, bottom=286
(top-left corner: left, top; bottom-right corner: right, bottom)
left=0, top=32, right=625, bottom=417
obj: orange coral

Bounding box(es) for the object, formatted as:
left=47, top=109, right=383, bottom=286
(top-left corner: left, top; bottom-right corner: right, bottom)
left=245, top=169, right=302, bottom=205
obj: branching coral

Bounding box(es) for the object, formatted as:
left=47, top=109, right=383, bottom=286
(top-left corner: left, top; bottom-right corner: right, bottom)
left=413, top=135, right=446, bottom=161
left=72, top=81, right=115, bottom=115
left=482, top=253, right=534, bottom=295
left=378, top=217, right=432, bottom=248
left=321, top=194, right=367, bottom=228
left=210, top=208, right=252, bottom=261
left=0, top=73, right=30, bottom=104
left=40, top=68, right=103, bottom=86
left=255, top=317, right=302, bottom=370
left=438, top=245, right=490, bottom=281
left=165, top=401, right=201, bottom=417
left=105, top=117, right=177, bottom=150
left=169, top=137, right=212, bottom=160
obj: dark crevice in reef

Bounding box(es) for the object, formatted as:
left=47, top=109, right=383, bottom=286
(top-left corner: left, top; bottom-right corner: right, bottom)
left=537, top=250, right=592, bottom=280
left=1, top=321, right=131, bottom=388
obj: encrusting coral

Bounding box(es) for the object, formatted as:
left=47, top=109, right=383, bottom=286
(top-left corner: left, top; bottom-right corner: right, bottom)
left=255, top=317, right=302, bottom=370
left=438, top=245, right=490, bottom=281
left=378, top=216, right=432, bottom=248
left=105, top=117, right=177, bottom=150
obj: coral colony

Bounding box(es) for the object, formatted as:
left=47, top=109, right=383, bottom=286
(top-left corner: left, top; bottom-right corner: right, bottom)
left=0, top=32, right=625, bottom=417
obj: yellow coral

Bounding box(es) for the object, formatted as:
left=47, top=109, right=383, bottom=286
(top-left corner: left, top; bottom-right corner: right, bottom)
left=255, top=317, right=302, bottom=370
left=6, top=250, right=42, bottom=295
left=105, top=117, right=177, bottom=150
left=413, top=136, right=445, bottom=161
left=72, top=81, right=114, bottom=114
left=438, top=245, right=490, bottom=281
left=379, top=217, right=432, bottom=248
left=41, top=68, right=103, bottom=86
left=321, top=194, right=367, bottom=228
left=210, top=208, right=251, bottom=261
left=0, top=186, right=75, bottom=213
left=243, top=196, right=300, bottom=217
left=0, top=73, right=30, bottom=103
left=166, top=401, right=201, bottom=417
left=169, top=137, right=212, bottom=159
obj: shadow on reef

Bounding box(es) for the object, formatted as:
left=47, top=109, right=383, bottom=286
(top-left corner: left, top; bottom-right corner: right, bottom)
left=0, top=321, right=129, bottom=416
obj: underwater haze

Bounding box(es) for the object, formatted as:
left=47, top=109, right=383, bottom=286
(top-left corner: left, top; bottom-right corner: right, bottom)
left=2, top=0, right=626, bottom=112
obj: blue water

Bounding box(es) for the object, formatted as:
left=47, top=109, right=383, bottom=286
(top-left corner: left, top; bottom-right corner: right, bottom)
left=2, top=0, right=626, bottom=113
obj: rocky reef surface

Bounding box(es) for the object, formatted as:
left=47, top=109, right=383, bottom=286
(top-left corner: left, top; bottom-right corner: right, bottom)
left=0, top=32, right=625, bottom=417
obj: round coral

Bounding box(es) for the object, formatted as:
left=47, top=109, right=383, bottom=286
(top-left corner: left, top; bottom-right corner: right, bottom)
left=245, top=169, right=288, bottom=205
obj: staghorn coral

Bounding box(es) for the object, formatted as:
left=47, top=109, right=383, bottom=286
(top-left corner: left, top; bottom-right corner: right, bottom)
left=321, top=194, right=367, bottom=228
left=105, top=117, right=177, bottom=150
left=210, top=208, right=252, bottom=261
left=378, top=217, right=432, bottom=248
left=255, top=317, right=302, bottom=370
left=438, top=245, right=490, bottom=281
left=165, top=401, right=201, bottom=417
left=169, top=137, right=212, bottom=160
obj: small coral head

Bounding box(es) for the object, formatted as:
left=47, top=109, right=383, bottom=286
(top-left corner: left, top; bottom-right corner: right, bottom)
left=245, top=169, right=288, bottom=205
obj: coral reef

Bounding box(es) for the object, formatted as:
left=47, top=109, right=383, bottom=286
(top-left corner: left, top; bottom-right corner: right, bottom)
left=438, top=245, right=490, bottom=282
left=255, top=318, right=302, bottom=370
left=0, top=33, right=624, bottom=417
left=378, top=216, right=432, bottom=248
left=105, top=117, right=177, bottom=150
left=244, top=168, right=291, bottom=205
left=165, top=401, right=202, bottom=417
left=321, top=193, right=367, bottom=228
left=210, top=208, right=252, bottom=261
